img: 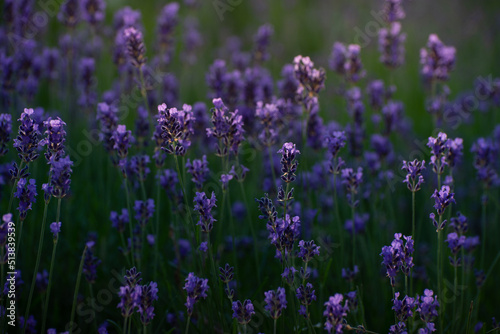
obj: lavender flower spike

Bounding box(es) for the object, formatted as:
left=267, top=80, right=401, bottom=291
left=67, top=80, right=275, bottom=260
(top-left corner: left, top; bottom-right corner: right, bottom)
left=0, top=114, right=12, bottom=156
left=183, top=273, right=209, bottom=317
left=193, top=192, right=217, bottom=233
left=264, top=287, right=287, bottom=319
left=40, top=117, right=67, bottom=161
left=232, top=299, right=255, bottom=325
left=402, top=159, right=426, bottom=192
left=14, top=178, right=37, bottom=221
left=124, top=27, right=146, bottom=69
left=278, top=142, right=300, bottom=183
left=13, top=108, right=41, bottom=164
left=323, top=293, right=348, bottom=334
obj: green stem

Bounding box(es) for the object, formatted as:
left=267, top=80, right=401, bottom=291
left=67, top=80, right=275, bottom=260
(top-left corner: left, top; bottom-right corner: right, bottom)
left=453, top=258, right=458, bottom=324
left=69, top=245, right=88, bottom=334
left=351, top=196, right=356, bottom=268
left=333, top=172, right=344, bottom=267
left=124, top=178, right=135, bottom=268
left=123, top=317, right=128, bottom=334
left=41, top=236, right=58, bottom=334
left=437, top=216, right=443, bottom=334
left=7, top=161, right=25, bottom=214
left=274, top=318, right=277, bottom=334
left=411, top=190, right=415, bottom=296
left=268, top=146, right=278, bottom=188
left=154, top=170, right=161, bottom=282
left=185, top=315, right=191, bottom=334
left=480, top=191, right=487, bottom=270
left=89, top=283, right=98, bottom=331
left=23, top=201, right=50, bottom=333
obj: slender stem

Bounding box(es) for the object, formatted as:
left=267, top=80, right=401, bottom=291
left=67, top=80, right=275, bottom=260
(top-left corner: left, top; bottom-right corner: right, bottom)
left=284, top=182, right=290, bottom=217
left=14, top=219, right=23, bottom=259
left=23, top=201, right=49, bottom=333
left=273, top=318, right=277, bottom=334
left=185, top=315, right=191, bottom=334
left=124, top=178, right=135, bottom=268
left=411, top=190, right=415, bottom=296
left=174, top=155, right=198, bottom=245
left=41, top=236, right=58, bottom=334
left=351, top=197, right=356, bottom=268
left=69, top=245, right=88, bottom=334
left=437, top=216, right=443, bottom=334
left=123, top=317, right=128, bottom=334
left=333, top=172, right=344, bottom=267
left=143, top=323, right=147, bottom=334
left=268, top=146, right=278, bottom=188
left=453, top=258, right=458, bottom=323
left=480, top=191, right=487, bottom=270
left=154, top=170, right=161, bottom=282
left=139, top=67, right=153, bottom=127
left=89, top=283, right=98, bottom=331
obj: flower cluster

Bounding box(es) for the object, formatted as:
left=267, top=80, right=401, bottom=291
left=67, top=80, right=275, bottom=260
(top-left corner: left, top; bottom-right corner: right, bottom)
left=206, top=98, right=245, bottom=156
left=323, top=293, right=348, bottom=334
left=402, top=159, right=426, bottom=192
left=296, top=283, right=317, bottom=318
left=14, top=178, right=37, bottom=220
left=13, top=108, right=41, bottom=164
left=134, top=199, right=155, bottom=227
left=183, top=272, right=209, bottom=317
left=420, top=34, right=456, bottom=82
left=232, top=299, right=255, bottom=325
left=297, top=240, right=320, bottom=263
left=0, top=113, right=12, bottom=156
left=392, top=292, right=416, bottom=322
left=293, top=55, right=326, bottom=101
left=111, top=125, right=134, bottom=168
left=264, top=287, right=287, bottom=319
left=157, top=103, right=195, bottom=156
left=185, top=155, right=209, bottom=191
left=329, top=43, right=365, bottom=83
left=380, top=233, right=414, bottom=286
left=124, top=27, right=146, bottom=68
left=378, top=22, right=406, bottom=69
left=193, top=192, right=217, bottom=233
left=341, top=167, right=363, bottom=207
left=277, top=142, right=300, bottom=183
left=43, top=155, right=73, bottom=200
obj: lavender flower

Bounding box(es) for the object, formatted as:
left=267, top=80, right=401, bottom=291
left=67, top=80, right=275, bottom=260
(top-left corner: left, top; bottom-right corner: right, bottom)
left=383, top=0, right=405, bottom=23
left=264, top=287, right=287, bottom=319
left=270, top=214, right=301, bottom=257
left=232, top=299, right=255, bottom=325
left=430, top=185, right=455, bottom=216
left=253, top=24, right=273, bottom=63
left=323, top=294, right=348, bottom=334
left=14, top=178, right=37, bottom=220
left=81, top=0, right=106, bottom=25
left=471, top=137, right=498, bottom=188
left=124, top=27, right=146, bottom=69
left=420, top=34, right=456, bottom=82
left=111, top=125, right=134, bottom=167
left=416, top=289, right=439, bottom=323
left=341, top=167, right=363, bottom=207
left=130, top=155, right=150, bottom=181
left=77, top=58, right=97, bottom=109
left=220, top=173, right=233, bottom=191
left=134, top=281, right=159, bottom=325
left=97, top=102, right=119, bottom=153
left=193, top=192, right=217, bottom=233
left=402, top=159, right=426, bottom=192
left=445, top=232, right=465, bottom=264
left=50, top=222, right=61, bottom=239
left=58, top=0, right=80, bottom=28
left=378, top=22, right=406, bottom=68
left=297, top=240, right=320, bottom=263
left=183, top=273, right=209, bottom=317
left=296, top=283, right=316, bottom=318
left=344, top=213, right=369, bottom=235
left=392, top=292, right=416, bottom=322
left=118, top=267, right=142, bottom=318
left=185, top=156, right=209, bottom=191
left=40, top=117, right=67, bottom=161
left=329, top=43, right=365, bottom=83
left=13, top=108, right=40, bottom=163
left=427, top=132, right=449, bottom=175
left=134, top=199, right=155, bottom=227
left=83, top=242, right=101, bottom=284
left=44, top=155, right=73, bottom=199
left=278, top=142, right=300, bottom=183
left=281, top=267, right=297, bottom=285
left=0, top=114, right=12, bottom=156
left=293, top=55, right=326, bottom=99
left=341, top=266, right=359, bottom=282
left=206, top=98, right=245, bottom=156
left=219, top=263, right=234, bottom=285
left=156, top=2, right=180, bottom=64
left=450, top=212, right=468, bottom=235
left=19, top=315, right=37, bottom=334
left=380, top=233, right=414, bottom=286
left=157, top=103, right=195, bottom=156
left=446, top=137, right=463, bottom=167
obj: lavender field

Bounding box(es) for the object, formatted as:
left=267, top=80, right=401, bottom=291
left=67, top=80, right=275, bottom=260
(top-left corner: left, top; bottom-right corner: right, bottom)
left=1, top=0, right=500, bottom=333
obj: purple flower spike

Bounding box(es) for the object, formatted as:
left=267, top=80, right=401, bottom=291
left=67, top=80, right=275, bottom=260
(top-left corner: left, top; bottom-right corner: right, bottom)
left=323, top=293, right=348, bottom=334
left=112, top=125, right=134, bottom=168
left=110, top=209, right=129, bottom=233
left=186, top=155, right=209, bottom=191
left=58, top=0, right=80, bottom=28
left=378, top=22, right=406, bottom=68
left=206, top=98, right=245, bottom=156
left=420, top=34, right=456, bottom=82
left=157, top=103, right=195, bottom=156
left=134, top=199, right=155, bottom=227
left=124, top=27, right=146, bottom=69
left=183, top=273, right=209, bottom=317
left=392, top=292, right=416, bottom=322
left=40, top=117, right=67, bottom=162
left=296, top=283, right=316, bottom=318
left=50, top=222, right=61, bottom=238
left=402, top=159, right=426, bottom=192
left=380, top=233, right=414, bottom=286
left=193, top=192, right=217, bottom=233
left=134, top=281, right=159, bottom=325
left=264, top=287, right=287, bottom=319
left=81, top=0, right=106, bottom=25
left=417, top=289, right=439, bottom=324
left=14, top=178, right=37, bottom=221
left=277, top=142, right=300, bottom=183
left=13, top=108, right=41, bottom=164
left=232, top=299, right=255, bottom=325
left=0, top=114, right=12, bottom=156
left=383, top=0, right=405, bottom=23
left=431, top=185, right=455, bottom=216
left=298, top=240, right=320, bottom=263
left=45, top=155, right=73, bottom=199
